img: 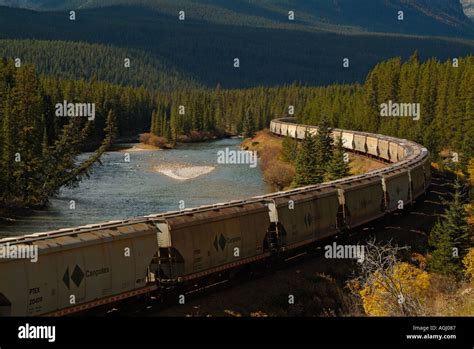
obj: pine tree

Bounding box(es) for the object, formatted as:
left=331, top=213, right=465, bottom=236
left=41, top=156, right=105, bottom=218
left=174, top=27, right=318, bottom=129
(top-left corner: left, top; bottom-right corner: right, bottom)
left=293, top=129, right=323, bottom=187
left=326, top=136, right=350, bottom=180
left=428, top=181, right=473, bottom=279
left=243, top=109, right=256, bottom=138
left=169, top=105, right=178, bottom=145
left=150, top=109, right=158, bottom=135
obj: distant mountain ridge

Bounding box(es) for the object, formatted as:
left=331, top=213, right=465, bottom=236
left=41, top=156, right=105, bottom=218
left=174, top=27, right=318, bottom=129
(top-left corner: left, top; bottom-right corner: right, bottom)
left=0, top=2, right=472, bottom=89
left=0, top=0, right=473, bottom=38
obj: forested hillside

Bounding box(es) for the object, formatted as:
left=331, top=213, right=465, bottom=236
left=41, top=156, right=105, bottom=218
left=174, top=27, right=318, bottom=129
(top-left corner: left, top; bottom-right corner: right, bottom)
left=1, top=0, right=473, bottom=38
left=0, top=6, right=472, bottom=88
left=0, top=40, right=198, bottom=90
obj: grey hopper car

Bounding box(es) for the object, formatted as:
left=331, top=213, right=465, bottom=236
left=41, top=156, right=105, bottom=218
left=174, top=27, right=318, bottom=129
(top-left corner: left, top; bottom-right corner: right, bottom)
left=151, top=202, right=271, bottom=282
left=0, top=222, right=158, bottom=316
left=382, top=169, right=411, bottom=212
left=265, top=187, right=340, bottom=249
left=353, top=134, right=367, bottom=153
left=337, top=177, right=385, bottom=229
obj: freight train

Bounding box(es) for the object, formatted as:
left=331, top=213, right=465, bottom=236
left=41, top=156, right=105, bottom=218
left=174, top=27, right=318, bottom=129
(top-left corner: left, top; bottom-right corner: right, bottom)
left=0, top=118, right=431, bottom=316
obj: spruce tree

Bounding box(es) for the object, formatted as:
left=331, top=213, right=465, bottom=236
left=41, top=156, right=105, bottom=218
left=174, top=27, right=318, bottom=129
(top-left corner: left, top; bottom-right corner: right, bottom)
left=314, top=117, right=333, bottom=167
left=428, top=181, right=473, bottom=279
left=281, top=135, right=298, bottom=163
left=243, top=109, right=256, bottom=138
left=293, top=129, right=323, bottom=187
left=326, top=137, right=350, bottom=180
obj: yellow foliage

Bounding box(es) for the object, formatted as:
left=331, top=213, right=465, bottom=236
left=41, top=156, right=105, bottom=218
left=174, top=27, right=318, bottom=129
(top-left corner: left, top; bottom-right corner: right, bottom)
left=223, top=309, right=242, bottom=317
left=463, top=248, right=474, bottom=281
left=468, top=158, right=474, bottom=185
left=359, top=262, right=431, bottom=316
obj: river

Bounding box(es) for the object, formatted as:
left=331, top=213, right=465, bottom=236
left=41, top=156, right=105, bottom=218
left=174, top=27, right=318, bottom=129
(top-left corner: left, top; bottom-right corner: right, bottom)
left=0, top=138, right=271, bottom=236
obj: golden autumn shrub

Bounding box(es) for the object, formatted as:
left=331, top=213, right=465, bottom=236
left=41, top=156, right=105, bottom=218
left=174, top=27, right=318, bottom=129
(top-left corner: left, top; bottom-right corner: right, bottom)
left=359, top=262, right=431, bottom=316
left=463, top=248, right=474, bottom=282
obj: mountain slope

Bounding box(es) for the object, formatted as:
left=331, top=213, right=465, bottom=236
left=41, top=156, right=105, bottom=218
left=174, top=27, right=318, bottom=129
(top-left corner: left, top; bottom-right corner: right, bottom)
left=0, top=0, right=472, bottom=38
left=0, top=5, right=472, bottom=88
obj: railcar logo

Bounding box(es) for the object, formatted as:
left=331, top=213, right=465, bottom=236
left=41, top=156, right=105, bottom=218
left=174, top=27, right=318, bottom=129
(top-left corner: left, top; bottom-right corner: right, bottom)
left=213, top=234, right=241, bottom=252
left=62, top=265, right=110, bottom=288
left=63, top=265, right=84, bottom=289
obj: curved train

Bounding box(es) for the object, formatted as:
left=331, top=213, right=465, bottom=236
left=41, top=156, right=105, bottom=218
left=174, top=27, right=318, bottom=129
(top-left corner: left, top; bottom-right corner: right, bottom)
left=0, top=118, right=431, bottom=316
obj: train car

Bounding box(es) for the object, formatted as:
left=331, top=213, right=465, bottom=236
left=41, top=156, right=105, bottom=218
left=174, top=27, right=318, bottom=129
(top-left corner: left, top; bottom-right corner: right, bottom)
left=0, top=222, right=158, bottom=316
left=381, top=169, right=411, bottom=212
left=151, top=202, right=271, bottom=282
left=366, top=136, right=379, bottom=157
left=270, top=121, right=276, bottom=133
left=308, top=126, right=318, bottom=137
left=296, top=125, right=307, bottom=139
left=397, top=144, right=407, bottom=160
left=409, top=163, right=426, bottom=200
left=331, top=130, right=343, bottom=144
left=423, top=158, right=432, bottom=185
left=353, top=134, right=367, bottom=153
left=287, top=124, right=297, bottom=138
left=275, top=121, right=282, bottom=135
left=265, top=187, right=340, bottom=249
left=341, top=132, right=354, bottom=150
left=378, top=138, right=391, bottom=161
left=337, top=177, right=385, bottom=229
left=389, top=142, right=399, bottom=163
